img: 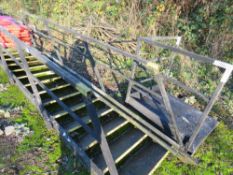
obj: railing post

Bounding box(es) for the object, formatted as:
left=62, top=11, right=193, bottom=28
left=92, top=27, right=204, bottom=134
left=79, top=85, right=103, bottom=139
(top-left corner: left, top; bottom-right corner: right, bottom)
left=0, top=26, right=52, bottom=128
left=126, top=38, right=141, bottom=101
left=186, top=67, right=233, bottom=151
left=155, top=74, right=183, bottom=146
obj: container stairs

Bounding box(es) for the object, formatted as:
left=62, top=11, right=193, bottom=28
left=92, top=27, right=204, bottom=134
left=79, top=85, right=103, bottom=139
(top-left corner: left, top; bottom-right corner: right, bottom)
left=0, top=48, right=168, bottom=175
left=0, top=12, right=233, bottom=175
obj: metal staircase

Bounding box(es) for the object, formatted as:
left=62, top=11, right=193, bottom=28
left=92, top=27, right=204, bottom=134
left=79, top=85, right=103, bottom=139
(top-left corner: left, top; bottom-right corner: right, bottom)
left=0, top=12, right=232, bottom=175
left=0, top=36, right=169, bottom=175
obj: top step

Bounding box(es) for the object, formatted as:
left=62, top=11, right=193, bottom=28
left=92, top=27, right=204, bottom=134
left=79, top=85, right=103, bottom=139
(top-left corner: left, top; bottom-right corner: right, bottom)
left=126, top=88, right=218, bottom=154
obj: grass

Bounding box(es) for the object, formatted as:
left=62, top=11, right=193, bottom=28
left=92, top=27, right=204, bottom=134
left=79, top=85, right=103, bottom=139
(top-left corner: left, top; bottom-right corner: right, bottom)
left=0, top=85, right=27, bottom=108
left=0, top=67, right=87, bottom=175
left=155, top=123, right=233, bottom=175
left=0, top=67, right=8, bottom=84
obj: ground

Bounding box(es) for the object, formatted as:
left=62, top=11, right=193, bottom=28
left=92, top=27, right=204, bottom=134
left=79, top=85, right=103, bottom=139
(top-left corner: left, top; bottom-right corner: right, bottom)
left=0, top=68, right=88, bottom=175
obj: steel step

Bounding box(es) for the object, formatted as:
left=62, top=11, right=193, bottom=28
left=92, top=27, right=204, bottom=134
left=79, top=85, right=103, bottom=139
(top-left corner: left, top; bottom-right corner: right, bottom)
left=3, top=50, right=19, bottom=56
left=92, top=127, right=148, bottom=174
left=39, top=83, right=71, bottom=96
left=119, top=140, right=168, bottom=175
left=4, top=55, right=35, bottom=62
left=23, top=77, right=67, bottom=95
left=50, top=98, right=100, bottom=119
left=17, top=69, right=54, bottom=80
left=76, top=116, right=129, bottom=151
left=44, top=93, right=84, bottom=114
left=13, top=64, right=47, bottom=73
left=42, top=88, right=80, bottom=106
left=7, top=60, right=43, bottom=68
left=65, top=107, right=114, bottom=133
left=2, top=50, right=169, bottom=175
left=25, top=77, right=65, bottom=90
left=19, top=73, right=59, bottom=85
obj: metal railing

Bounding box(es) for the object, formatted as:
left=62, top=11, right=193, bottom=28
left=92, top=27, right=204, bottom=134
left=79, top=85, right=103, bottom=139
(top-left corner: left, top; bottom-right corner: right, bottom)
left=5, top=11, right=232, bottom=167
left=136, top=37, right=233, bottom=151
left=0, top=26, right=119, bottom=175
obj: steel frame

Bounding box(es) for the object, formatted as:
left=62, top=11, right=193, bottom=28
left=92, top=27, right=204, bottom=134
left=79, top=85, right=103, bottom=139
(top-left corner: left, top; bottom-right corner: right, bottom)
left=0, top=27, right=117, bottom=175
left=0, top=11, right=232, bottom=174
left=18, top=12, right=197, bottom=161
left=136, top=37, right=233, bottom=151
left=20, top=11, right=233, bottom=158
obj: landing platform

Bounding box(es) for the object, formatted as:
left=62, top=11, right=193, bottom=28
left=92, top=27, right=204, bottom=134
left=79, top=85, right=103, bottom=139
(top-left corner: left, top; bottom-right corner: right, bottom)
left=126, top=88, right=218, bottom=154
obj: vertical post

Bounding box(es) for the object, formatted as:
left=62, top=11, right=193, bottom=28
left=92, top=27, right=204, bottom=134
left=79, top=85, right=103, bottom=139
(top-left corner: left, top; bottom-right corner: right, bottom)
left=83, top=42, right=106, bottom=92
left=54, top=44, right=64, bottom=65
left=2, top=26, right=53, bottom=128
left=84, top=95, right=118, bottom=175
left=125, top=38, right=141, bottom=101
left=155, top=74, right=183, bottom=145
left=21, top=14, right=37, bottom=47
left=186, top=68, right=232, bottom=150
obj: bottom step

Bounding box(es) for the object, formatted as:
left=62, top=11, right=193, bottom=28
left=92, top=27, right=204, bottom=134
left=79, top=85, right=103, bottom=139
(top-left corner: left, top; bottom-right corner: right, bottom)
left=119, top=140, right=168, bottom=175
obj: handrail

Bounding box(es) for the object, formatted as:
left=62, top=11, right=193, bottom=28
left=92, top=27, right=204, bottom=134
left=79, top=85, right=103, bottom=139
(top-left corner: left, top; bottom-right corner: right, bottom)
left=137, top=37, right=233, bottom=151
left=0, top=27, right=49, bottom=126
left=22, top=25, right=198, bottom=164
left=13, top=11, right=232, bottom=163
left=20, top=13, right=196, bottom=146
left=0, top=26, right=118, bottom=175
left=37, top=37, right=184, bottom=146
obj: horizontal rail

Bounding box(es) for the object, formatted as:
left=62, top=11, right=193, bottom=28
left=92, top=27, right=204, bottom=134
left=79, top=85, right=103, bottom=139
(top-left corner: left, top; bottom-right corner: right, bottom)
left=27, top=14, right=214, bottom=104
left=0, top=27, right=118, bottom=174
left=138, top=37, right=233, bottom=152
left=139, top=37, right=233, bottom=72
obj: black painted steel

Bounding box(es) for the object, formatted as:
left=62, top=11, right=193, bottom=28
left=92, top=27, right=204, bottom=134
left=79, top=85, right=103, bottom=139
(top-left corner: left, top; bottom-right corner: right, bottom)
left=0, top=11, right=232, bottom=175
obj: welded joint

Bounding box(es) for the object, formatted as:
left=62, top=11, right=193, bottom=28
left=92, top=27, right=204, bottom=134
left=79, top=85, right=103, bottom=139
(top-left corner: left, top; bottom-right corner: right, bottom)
left=176, top=36, right=182, bottom=47
left=213, top=60, right=233, bottom=83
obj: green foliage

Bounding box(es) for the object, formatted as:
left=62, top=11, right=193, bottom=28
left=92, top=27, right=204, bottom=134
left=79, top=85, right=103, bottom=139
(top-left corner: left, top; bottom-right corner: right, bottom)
left=0, top=67, right=8, bottom=84
left=0, top=0, right=232, bottom=174
left=176, top=0, right=233, bottom=61
left=156, top=122, right=233, bottom=175
left=0, top=67, right=84, bottom=174
left=0, top=85, right=28, bottom=107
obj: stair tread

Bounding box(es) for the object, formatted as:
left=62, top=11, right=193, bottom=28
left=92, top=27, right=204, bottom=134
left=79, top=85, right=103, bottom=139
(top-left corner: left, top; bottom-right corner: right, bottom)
left=13, top=64, right=47, bottom=72
left=93, top=127, right=147, bottom=172
left=119, top=140, right=168, bottom=175
left=4, top=55, right=34, bottom=61
left=8, top=60, right=42, bottom=67
left=25, top=77, right=65, bottom=90
left=51, top=98, right=100, bottom=119
left=39, top=83, right=70, bottom=95
left=65, top=107, right=113, bottom=132
left=17, top=70, right=58, bottom=80
left=17, top=70, right=54, bottom=79
left=77, top=116, right=128, bottom=150
left=43, top=90, right=81, bottom=106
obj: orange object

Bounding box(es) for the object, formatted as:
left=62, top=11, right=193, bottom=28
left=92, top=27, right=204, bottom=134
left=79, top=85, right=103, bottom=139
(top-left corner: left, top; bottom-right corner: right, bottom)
left=0, top=16, right=32, bottom=48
